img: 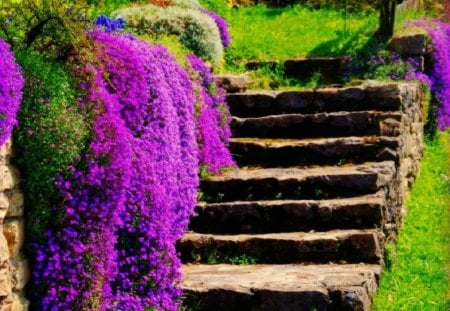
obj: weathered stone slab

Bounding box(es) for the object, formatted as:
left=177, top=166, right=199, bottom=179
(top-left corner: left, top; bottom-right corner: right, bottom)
left=230, top=136, right=400, bottom=167
left=3, top=219, right=24, bottom=258
left=179, top=229, right=384, bottom=264
left=216, top=74, right=249, bottom=93
left=231, top=111, right=402, bottom=139
left=191, top=192, right=385, bottom=234
left=201, top=162, right=396, bottom=202
left=182, top=264, right=381, bottom=311
left=390, top=33, right=427, bottom=56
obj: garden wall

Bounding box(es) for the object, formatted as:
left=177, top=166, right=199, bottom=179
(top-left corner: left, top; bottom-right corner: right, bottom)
left=0, top=137, right=28, bottom=311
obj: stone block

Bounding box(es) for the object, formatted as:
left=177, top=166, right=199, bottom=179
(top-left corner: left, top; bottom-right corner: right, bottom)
left=390, top=33, right=427, bottom=56
left=0, top=166, right=20, bottom=192
left=0, top=138, right=13, bottom=165
left=216, top=74, right=249, bottom=93
left=0, top=193, right=9, bottom=220
left=5, top=189, right=24, bottom=219
left=3, top=220, right=24, bottom=258
left=10, top=294, right=29, bottom=311
left=11, top=259, right=28, bottom=292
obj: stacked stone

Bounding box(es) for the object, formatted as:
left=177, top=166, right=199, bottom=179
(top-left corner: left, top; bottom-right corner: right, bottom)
left=0, top=138, right=28, bottom=311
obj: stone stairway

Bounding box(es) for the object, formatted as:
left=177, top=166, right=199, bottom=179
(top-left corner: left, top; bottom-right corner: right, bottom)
left=179, top=81, right=424, bottom=310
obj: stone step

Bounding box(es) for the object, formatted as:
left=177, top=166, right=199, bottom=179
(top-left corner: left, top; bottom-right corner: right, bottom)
left=178, top=229, right=384, bottom=264
left=231, top=111, right=402, bottom=139
left=245, top=57, right=344, bottom=84
left=190, top=192, right=385, bottom=234
left=227, top=83, right=411, bottom=118
left=230, top=136, right=400, bottom=167
left=201, top=161, right=395, bottom=202
left=182, top=263, right=381, bottom=311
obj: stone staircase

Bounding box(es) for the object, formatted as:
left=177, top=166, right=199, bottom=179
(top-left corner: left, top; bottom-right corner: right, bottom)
left=179, top=81, right=424, bottom=310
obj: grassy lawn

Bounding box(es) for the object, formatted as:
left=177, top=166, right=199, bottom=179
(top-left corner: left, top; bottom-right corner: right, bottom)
left=373, top=130, right=450, bottom=311
left=222, top=4, right=378, bottom=64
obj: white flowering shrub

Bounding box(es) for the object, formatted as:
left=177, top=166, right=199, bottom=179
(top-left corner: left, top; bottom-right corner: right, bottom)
left=117, top=4, right=223, bottom=64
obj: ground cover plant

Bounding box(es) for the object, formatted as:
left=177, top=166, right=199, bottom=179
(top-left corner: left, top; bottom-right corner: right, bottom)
left=373, top=131, right=450, bottom=310
left=0, top=0, right=234, bottom=309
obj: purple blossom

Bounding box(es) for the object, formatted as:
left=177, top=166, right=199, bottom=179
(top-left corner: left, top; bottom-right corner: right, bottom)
left=0, top=39, right=24, bottom=146
left=201, top=9, right=231, bottom=47
left=405, top=18, right=450, bottom=130
left=94, top=14, right=125, bottom=32
left=187, top=54, right=235, bottom=174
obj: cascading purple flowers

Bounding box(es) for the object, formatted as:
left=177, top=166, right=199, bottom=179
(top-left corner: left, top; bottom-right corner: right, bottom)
left=30, top=29, right=203, bottom=310
left=201, top=9, right=231, bottom=47
left=426, top=20, right=450, bottom=130
left=187, top=54, right=235, bottom=174
left=0, top=39, right=24, bottom=146
left=405, top=18, right=450, bottom=131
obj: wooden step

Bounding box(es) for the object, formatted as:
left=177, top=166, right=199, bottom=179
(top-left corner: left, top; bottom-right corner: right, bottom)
left=201, top=161, right=395, bottom=202
left=227, top=83, right=409, bottom=117
left=178, top=229, right=384, bottom=264
left=190, top=192, right=385, bottom=234
left=230, top=136, right=400, bottom=167
left=182, top=263, right=381, bottom=311
left=231, top=111, right=402, bottom=139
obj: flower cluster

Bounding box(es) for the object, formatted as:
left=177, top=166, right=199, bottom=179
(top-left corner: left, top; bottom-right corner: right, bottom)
left=0, top=39, right=24, bottom=146
left=343, top=48, right=430, bottom=85
left=424, top=20, right=450, bottom=130
left=201, top=9, right=231, bottom=47
left=187, top=54, right=235, bottom=174
left=27, top=30, right=211, bottom=310
left=94, top=15, right=125, bottom=32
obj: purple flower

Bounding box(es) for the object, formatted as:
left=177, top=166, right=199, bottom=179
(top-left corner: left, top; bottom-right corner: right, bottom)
left=201, top=9, right=231, bottom=47
left=0, top=39, right=24, bottom=146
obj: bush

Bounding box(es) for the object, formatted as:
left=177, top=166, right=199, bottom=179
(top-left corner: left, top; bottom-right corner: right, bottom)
left=116, top=4, right=224, bottom=63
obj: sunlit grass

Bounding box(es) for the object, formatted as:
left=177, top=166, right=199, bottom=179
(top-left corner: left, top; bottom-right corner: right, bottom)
left=373, top=130, right=450, bottom=311
left=222, top=4, right=378, bottom=64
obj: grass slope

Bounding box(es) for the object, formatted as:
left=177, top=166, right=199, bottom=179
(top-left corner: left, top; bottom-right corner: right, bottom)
left=374, top=131, right=450, bottom=311
left=223, top=4, right=378, bottom=63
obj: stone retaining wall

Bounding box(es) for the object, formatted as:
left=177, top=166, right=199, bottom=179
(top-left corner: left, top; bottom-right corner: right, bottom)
left=0, top=138, right=28, bottom=311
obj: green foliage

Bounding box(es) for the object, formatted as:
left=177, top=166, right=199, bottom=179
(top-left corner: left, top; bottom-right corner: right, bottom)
left=14, top=50, right=89, bottom=238
left=198, top=0, right=229, bottom=15
left=248, top=63, right=323, bottom=90
left=0, top=0, right=91, bottom=60
left=116, top=4, right=224, bottom=64
left=226, top=254, right=257, bottom=265
left=374, top=131, right=450, bottom=310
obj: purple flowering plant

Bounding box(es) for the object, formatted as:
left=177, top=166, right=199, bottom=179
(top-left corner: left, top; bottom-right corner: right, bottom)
left=201, top=9, right=231, bottom=47
left=0, top=39, right=23, bottom=146
left=187, top=54, right=235, bottom=174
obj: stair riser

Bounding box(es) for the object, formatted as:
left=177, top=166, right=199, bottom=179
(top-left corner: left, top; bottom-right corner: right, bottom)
left=227, top=84, right=408, bottom=118
left=201, top=174, right=381, bottom=202
left=190, top=202, right=383, bottom=234
left=232, top=113, right=401, bottom=139
left=178, top=232, right=383, bottom=264
left=230, top=140, right=400, bottom=167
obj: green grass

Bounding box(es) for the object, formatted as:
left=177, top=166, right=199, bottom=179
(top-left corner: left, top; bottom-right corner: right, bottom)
left=221, top=4, right=378, bottom=66
left=373, top=130, right=450, bottom=311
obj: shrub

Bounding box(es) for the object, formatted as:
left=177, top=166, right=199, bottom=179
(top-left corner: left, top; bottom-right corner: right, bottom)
left=0, top=39, right=23, bottom=146
left=0, top=0, right=91, bottom=60
left=201, top=8, right=231, bottom=47
left=116, top=4, right=224, bottom=63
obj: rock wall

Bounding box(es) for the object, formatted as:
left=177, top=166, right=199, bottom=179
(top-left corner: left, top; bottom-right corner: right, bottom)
left=0, top=138, right=28, bottom=311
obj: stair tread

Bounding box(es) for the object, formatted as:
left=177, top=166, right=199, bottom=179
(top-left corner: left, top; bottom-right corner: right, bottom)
left=205, top=161, right=396, bottom=181
left=230, top=136, right=396, bottom=146
left=233, top=110, right=401, bottom=121
left=182, top=263, right=381, bottom=293
left=183, top=228, right=382, bottom=241
left=197, top=191, right=385, bottom=207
